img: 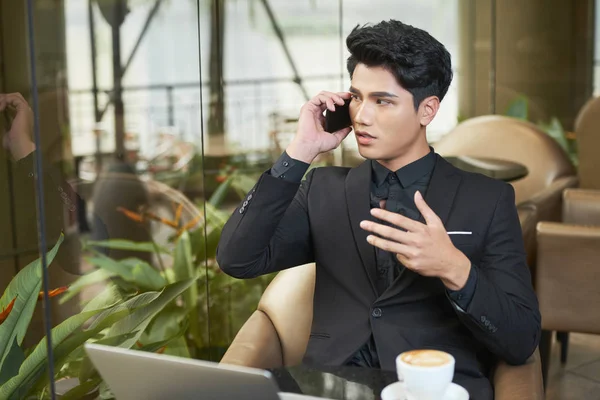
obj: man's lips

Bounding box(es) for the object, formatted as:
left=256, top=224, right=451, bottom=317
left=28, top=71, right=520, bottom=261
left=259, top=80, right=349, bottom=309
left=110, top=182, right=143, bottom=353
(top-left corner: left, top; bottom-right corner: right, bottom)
left=355, top=130, right=375, bottom=139
left=355, top=130, right=376, bottom=145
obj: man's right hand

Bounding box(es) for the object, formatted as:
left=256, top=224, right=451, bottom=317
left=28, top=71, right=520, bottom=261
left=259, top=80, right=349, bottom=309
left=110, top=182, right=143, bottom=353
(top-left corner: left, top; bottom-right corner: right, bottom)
left=0, top=93, right=36, bottom=161
left=286, top=91, right=353, bottom=164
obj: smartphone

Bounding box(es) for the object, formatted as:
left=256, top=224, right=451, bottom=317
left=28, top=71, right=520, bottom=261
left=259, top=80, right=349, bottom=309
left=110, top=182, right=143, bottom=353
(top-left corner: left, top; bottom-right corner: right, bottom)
left=324, top=99, right=352, bottom=133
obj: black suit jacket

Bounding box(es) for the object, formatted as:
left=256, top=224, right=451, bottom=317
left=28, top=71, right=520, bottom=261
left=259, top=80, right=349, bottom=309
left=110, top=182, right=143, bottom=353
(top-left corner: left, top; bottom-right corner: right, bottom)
left=217, top=154, right=541, bottom=399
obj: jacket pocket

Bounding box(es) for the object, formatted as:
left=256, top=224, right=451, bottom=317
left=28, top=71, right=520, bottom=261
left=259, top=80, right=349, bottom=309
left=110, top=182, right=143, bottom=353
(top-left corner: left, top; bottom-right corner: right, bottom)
left=309, top=332, right=331, bottom=339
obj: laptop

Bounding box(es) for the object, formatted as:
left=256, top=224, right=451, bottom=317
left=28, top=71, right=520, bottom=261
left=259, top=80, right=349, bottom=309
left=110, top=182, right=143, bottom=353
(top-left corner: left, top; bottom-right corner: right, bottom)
left=85, top=343, right=326, bottom=400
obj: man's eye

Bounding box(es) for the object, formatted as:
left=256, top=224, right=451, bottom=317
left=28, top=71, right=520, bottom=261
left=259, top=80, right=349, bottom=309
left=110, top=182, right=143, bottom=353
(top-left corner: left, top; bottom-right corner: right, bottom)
left=376, top=99, right=391, bottom=105
left=350, top=94, right=360, bottom=101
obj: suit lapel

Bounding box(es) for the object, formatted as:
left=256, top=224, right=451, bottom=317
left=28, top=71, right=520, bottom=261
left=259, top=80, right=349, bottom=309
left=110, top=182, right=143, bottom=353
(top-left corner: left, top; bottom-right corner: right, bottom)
left=378, top=154, right=463, bottom=304
left=346, top=161, right=378, bottom=297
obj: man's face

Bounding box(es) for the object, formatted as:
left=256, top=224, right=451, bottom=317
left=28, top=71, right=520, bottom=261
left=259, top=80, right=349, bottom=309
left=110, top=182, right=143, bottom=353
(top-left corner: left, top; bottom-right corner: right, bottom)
left=348, top=64, right=429, bottom=164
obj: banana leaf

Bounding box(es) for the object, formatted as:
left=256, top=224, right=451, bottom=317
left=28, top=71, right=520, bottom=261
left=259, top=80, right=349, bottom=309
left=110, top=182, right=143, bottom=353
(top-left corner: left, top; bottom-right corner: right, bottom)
left=85, top=239, right=169, bottom=254
left=60, top=376, right=102, bottom=400
left=0, top=235, right=64, bottom=373
left=59, top=269, right=116, bottom=304
left=0, top=307, right=107, bottom=399
left=0, top=337, right=24, bottom=386
left=104, top=278, right=197, bottom=349
left=85, top=255, right=166, bottom=291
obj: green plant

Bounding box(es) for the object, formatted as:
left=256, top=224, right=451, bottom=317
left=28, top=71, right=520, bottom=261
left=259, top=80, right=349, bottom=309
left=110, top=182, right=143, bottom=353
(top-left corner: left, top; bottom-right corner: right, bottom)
left=0, top=232, right=198, bottom=399
left=37, top=168, right=275, bottom=397
left=504, top=95, right=579, bottom=166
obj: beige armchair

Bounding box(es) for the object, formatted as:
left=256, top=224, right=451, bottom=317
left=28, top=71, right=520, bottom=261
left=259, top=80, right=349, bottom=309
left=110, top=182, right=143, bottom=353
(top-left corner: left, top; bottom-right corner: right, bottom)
left=221, top=262, right=544, bottom=399
left=537, top=189, right=600, bottom=386
left=434, top=115, right=577, bottom=223
left=536, top=95, right=600, bottom=374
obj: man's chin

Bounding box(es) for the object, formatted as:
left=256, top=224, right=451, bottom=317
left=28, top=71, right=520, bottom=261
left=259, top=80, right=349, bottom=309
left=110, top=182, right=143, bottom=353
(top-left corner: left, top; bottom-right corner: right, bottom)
left=356, top=146, right=382, bottom=160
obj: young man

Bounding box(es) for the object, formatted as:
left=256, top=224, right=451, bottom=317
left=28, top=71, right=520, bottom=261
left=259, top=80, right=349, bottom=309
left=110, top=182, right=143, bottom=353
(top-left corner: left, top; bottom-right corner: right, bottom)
left=217, top=20, right=540, bottom=399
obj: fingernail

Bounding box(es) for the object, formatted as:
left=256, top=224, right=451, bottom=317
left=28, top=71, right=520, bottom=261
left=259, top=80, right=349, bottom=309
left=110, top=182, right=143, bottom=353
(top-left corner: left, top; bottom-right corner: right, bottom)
left=415, top=191, right=422, bottom=199
left=366, top=235, right=373, bottom=243
left=360, top=220, right=368, bottom=228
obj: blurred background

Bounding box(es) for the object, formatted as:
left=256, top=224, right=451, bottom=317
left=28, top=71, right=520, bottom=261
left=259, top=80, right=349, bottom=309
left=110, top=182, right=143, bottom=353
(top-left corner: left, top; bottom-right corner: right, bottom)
left=0, top=0, right=598, bottom=398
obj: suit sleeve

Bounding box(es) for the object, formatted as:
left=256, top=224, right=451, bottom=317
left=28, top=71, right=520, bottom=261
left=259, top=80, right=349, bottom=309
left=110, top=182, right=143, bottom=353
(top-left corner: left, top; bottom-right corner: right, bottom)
left=452, top=183, right=541, bottom=365
left=216, top=167, right=316, bottom=279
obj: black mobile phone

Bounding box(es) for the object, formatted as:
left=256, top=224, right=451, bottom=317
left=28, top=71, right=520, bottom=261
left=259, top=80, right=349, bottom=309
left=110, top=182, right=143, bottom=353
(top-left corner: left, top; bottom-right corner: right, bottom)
left=324, top=99, right=352, bottom=133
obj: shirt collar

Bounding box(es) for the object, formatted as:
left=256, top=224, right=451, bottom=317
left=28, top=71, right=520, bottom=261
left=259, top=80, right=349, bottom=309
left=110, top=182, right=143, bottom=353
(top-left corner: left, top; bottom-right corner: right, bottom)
left=371, top=147, right=436, bottom=188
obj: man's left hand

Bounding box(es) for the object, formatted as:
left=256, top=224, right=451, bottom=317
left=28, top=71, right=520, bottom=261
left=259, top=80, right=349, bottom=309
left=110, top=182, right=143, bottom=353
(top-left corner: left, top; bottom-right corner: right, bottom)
left=360, top=190, right=471, bottom=291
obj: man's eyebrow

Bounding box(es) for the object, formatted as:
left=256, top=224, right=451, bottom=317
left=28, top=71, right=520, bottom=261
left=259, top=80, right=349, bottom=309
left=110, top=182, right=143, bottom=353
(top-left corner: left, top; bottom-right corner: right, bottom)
left=348, top=87, right=398, bottom=98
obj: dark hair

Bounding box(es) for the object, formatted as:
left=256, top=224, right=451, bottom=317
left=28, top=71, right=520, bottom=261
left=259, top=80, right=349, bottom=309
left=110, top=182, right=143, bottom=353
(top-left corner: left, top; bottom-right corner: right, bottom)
left=346, top=20, right=453, bottom=110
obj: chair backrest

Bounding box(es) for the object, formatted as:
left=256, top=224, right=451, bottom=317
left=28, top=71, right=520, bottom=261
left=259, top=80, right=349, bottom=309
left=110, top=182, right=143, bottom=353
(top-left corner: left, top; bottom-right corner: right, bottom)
left=257, top=263, right=315, bottom=366
left=574, top=96, right=600, bottom=190
left=435, top=115, right=575, bottom=205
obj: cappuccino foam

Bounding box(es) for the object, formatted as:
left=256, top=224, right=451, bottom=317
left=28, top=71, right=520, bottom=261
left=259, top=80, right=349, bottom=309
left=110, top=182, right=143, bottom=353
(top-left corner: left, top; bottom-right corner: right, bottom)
left=400, top=350, right=452, bottom=367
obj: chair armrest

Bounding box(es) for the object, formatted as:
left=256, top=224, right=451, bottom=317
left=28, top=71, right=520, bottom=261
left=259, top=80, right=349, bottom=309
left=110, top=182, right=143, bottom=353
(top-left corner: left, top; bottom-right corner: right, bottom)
left=526, top=175, right=578, bottom=223
left=220, top=310, right=284, bottom=369
left=536, top=222, right=600, bottom=333
left=517, top=202, right=538, bottom=273
left=493, top=348, right=544, bottom=400
left=563, top=188, right=600, bottom=226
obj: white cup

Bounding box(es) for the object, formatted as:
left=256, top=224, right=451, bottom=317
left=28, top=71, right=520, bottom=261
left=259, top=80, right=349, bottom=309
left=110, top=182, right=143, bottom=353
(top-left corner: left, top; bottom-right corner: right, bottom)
left=395, top=349, right=455, bottom=400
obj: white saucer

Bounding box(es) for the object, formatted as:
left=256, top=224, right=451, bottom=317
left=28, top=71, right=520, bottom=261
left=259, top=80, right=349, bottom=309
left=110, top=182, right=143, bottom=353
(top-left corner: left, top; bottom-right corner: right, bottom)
left=381, top=381, right=469, bottom=400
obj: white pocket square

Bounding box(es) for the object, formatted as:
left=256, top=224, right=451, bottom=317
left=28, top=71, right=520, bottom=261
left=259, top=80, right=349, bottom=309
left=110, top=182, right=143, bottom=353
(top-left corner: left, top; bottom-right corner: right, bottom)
left=447, top=231, right=472, bottom=235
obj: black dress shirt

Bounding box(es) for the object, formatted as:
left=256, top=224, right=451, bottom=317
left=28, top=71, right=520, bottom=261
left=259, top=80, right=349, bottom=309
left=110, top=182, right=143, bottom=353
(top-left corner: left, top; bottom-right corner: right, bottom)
left=269, top=150, right=477, bottom=368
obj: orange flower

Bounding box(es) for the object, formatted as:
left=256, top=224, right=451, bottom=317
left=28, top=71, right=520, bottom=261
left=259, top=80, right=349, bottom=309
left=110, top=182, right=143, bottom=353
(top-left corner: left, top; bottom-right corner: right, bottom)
left=175, top=213, right=202, bottom=238
left=156, top=346, right=166, bottom=354
left=174, top=203, right=183, bottom=225
left=117, top=207, right=144, bottom=223
left=215, top=175, right=227, bottom=183
left=0, top=297, right=17, bottom=325
left=38, top=286, right=69, bottom=301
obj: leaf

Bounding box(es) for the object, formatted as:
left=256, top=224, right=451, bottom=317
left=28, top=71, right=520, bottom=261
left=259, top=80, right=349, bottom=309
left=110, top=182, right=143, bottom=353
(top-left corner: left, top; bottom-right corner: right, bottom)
left=27, top=289, right=158, bottom=395
left=141, top=306, right=187, bottom=345
left=105, top=278, right=197, bottom=349
left=208, top=175, right=235, bottom=206
left=173, top=232, right=198, bottom=306
left=162, top=335, right=191, bottom=358
left=0, top=307, right=105, bottom=399
left=137, top=320, right=188, bottom=353
left=173, top=232, right=201, bottom=349
left=504, top=96, right=529, bottom=120
left=59, top=269, right=116, bottom=304
left=59, top=376, right=102, bottom=400
left=0, top=337, right=24, bottom=386
left=0, top=235, right=64, bottom=373
left=540, top=117, right=570, bottom=153
left=86, top=239, right=169, bottom=254
left=85, top=255, right=166, bottom=291
left=87, top=292, right=161, bottom=331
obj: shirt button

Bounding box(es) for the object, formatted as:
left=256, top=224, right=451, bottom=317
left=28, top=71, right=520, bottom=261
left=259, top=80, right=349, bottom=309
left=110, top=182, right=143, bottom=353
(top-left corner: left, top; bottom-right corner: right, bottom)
left=28, top=172, right=34, bottom=178
left=239, top=207, right=245, bottom=214
left=480, top=316, right=486, bottom=322
left=247, top=194, right=253, bottom=200
left=390, top=175, right=396, bottom=180
left=283, top=161, right=289, bottom=167
left=279, top=174, right=286, bottom=179
left=243, top=201, right=248, bottom=207
left=457, top=294, right=463, bottom=300
left=371, top=308, right=382, bottom=318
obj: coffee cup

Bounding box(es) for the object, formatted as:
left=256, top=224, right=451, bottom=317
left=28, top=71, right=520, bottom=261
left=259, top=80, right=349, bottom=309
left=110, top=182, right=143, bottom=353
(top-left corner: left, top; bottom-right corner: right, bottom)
left=395, top=349, right=455, bottom=400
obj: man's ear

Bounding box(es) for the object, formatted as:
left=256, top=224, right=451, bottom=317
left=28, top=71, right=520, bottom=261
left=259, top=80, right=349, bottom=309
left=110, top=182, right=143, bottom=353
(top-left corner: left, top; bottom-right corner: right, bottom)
left=419, top=96, right=440, bottom=127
